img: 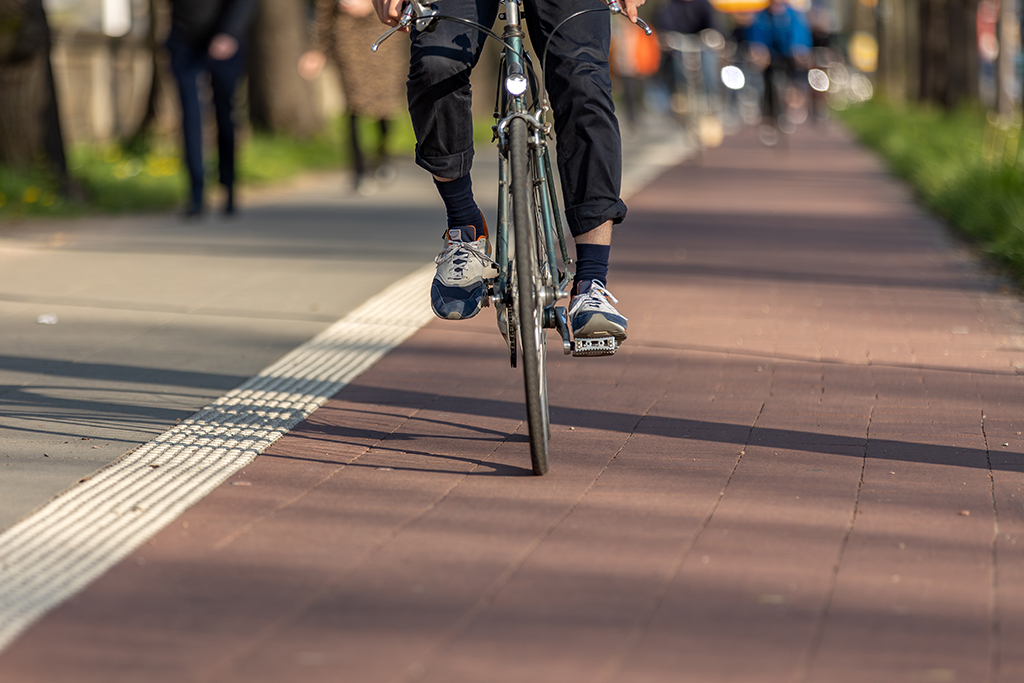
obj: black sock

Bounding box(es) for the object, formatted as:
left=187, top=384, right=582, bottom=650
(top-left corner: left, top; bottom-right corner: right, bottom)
left=435, top=174, right=483, bottom=231
left=573, top=243, right=611, bottom=295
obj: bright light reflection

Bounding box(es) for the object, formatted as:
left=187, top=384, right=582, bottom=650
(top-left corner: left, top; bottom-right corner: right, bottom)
left=721, top=65, right=745, bottom=90
left=808, top=68, right=830, bottom=92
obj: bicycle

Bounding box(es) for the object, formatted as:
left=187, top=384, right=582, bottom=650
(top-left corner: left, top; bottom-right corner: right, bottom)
left=373, top=0, right=649, bottom=475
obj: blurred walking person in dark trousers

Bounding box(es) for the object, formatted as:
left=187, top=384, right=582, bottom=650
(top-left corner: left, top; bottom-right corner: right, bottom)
left=298, top=0, right=406, bottom=195
left=167, top=0, right=257, bottom=217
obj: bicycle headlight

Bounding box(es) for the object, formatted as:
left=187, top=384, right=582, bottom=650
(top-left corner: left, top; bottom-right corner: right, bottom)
left=505, top=73, right=528, bottom=96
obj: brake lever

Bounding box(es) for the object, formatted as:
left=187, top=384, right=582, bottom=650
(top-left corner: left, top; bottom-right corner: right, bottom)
left=372, top=0, right=439, bottom=52
left=605, top=0, right=653, bottom=35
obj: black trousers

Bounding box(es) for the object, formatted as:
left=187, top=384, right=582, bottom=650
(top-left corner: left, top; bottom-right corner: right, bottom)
left=407, top=0, right=628, bottom=236
left=167, top=37, right=244, bottom=209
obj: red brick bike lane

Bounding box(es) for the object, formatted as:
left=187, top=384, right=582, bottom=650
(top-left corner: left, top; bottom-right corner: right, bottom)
left=3, top=124, right=1024, bottom=683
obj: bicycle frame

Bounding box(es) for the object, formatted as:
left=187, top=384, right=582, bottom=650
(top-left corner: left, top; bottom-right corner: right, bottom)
left=491, top=0, right=573, bottom=361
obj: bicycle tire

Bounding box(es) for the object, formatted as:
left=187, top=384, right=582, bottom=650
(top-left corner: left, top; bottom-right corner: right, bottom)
left=509, top=116, right=550, bottom=475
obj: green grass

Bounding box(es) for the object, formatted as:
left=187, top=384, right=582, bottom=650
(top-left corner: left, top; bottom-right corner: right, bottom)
left=0, top=165, right=75, bottom=219
left=0, top=113, right=419, bottom=221
left=840, top=100, right=1024, bottom=284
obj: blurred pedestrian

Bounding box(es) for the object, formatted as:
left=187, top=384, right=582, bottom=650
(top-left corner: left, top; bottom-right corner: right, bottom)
left=166, top=0, right=256, bottom=217
left=299, top=0, right=407, bottom=194
left=610, top=17, right=661, bottom=130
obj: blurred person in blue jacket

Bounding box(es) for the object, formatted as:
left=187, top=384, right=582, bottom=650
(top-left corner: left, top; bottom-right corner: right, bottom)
left=747, top=0, right=811, bottom=66
left=167, top=0, right=257, bottom=217
left=747, top=0, right=811, bottom=134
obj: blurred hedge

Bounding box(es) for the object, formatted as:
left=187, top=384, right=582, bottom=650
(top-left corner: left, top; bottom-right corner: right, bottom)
left=841, top=100, right=1024, bottom=285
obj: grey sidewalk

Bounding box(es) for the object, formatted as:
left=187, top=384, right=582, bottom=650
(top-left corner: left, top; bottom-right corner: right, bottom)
left=2, top=121, right=1022, bottom=682
left=0, top=159, right=441, bottom=531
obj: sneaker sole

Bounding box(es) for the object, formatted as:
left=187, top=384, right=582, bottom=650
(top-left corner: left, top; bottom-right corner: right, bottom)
left=572, top=313, right=627, bottom=342
left=430, top=290, right=484, bottom=321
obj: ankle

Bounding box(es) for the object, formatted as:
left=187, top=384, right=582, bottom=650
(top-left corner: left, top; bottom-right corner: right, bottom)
left=572, top=243, right=610, bottom=294
left=434, top=174, right=482, bottom=229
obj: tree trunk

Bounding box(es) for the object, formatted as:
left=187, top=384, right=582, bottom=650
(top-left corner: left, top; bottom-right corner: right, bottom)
left=878, top=0, right=911, bottom=101
left=0, top=0, right=68, bottom=183
left=126, top=0, right=169, bottom=148
left=945, top=0, right=978, bottom=106
left=248, top=0, right=321, bottom=136
left=997, top=0, right=1017, bottom=117
left=918, top=0, right=949, bottom=104
left=905, top=0, right=921, bottom=100
left=917, top=0, right=979, bottom=107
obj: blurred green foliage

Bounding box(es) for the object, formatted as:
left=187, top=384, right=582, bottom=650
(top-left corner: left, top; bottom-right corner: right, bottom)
left=842, top=100, right=1024, bottom=284
left=0, top=114, right=419, bottom=221
left=0, top=165, right=75, bottom=219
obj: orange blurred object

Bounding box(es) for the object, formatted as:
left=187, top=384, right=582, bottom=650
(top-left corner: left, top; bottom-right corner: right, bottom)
left=710, top=0, right=769, bottom=14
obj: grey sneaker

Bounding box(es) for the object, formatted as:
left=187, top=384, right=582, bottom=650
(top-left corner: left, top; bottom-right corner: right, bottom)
left=569, top=280, right=628, bottom=341
left=430, top=226, right=496, bottom=320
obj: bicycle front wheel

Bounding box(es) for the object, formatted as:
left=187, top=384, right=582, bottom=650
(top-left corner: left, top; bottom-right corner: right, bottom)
left=509, top=116, right=550, bottom=476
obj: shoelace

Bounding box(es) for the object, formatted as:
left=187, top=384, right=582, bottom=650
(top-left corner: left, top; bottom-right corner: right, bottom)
left=570, top=281, right=627, bottom=319
left=435, top=238, right=495, bottom=281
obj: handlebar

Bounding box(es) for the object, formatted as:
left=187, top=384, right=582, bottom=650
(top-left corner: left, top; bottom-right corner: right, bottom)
left=373, top=0, right=650, bottom=52
left=605, top=0, right=652, bottom=36
left=372, top=0, right=439, bottom=52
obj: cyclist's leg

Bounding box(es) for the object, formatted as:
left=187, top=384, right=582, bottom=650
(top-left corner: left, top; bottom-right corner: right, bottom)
left=407, top=0, right=496, bottom=186
left=525, top=0, right=626, bottom=244
left=523, top=0, right=628, bottom=341
left=408, top=0, right=499, bottom=319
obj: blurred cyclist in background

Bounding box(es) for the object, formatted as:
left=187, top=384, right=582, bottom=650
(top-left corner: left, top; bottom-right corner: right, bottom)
left=747, top=0, right=810, bottom=142
left=655, top=0, right=722, bottom=120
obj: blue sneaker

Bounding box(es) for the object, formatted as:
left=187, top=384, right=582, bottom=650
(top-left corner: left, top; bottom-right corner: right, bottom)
left=430, top=226, right=496, bottom=320
left=568, top=280, right=628, bottom=342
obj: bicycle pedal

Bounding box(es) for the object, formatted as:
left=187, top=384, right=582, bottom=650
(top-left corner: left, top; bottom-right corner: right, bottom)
left=572, top=337, right=618, bottom=357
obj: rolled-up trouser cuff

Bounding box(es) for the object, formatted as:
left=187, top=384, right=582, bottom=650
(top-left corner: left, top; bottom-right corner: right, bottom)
left=566, top=198, right=628, bottom=237
left=414, top=145, right=475, bottom=180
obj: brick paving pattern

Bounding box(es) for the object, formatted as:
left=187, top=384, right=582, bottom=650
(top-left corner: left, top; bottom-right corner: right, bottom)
left=2, top=124, right=1024, bottom=682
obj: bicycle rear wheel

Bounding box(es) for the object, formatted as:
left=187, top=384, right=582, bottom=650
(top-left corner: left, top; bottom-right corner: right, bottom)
left=509, top=116, right=549, bottom=475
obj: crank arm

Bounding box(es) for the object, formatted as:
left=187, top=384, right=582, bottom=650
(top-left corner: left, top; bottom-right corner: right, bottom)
left=553, top=306, right=571, bottom=355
